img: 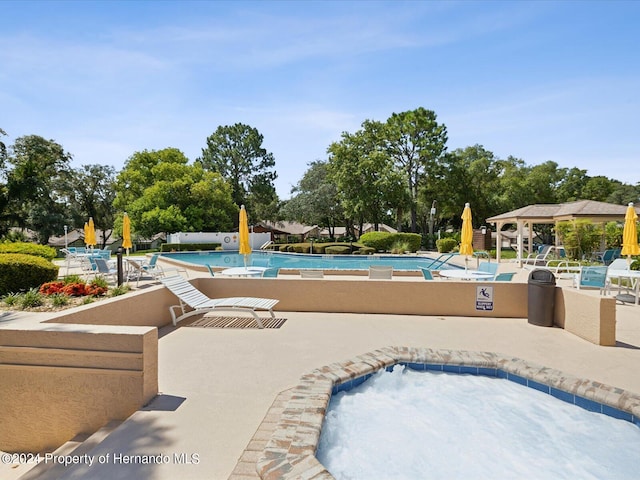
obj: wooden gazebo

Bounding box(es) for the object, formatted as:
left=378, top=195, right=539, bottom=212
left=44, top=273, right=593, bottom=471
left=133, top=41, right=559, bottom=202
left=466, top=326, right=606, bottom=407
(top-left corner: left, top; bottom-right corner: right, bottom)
left=486, top=200, right=639, bottom=266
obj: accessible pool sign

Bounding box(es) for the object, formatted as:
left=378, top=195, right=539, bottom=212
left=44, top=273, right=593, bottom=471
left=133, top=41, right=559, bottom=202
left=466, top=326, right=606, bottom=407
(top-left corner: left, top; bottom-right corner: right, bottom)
left=476, top=286, right=494, bottom=311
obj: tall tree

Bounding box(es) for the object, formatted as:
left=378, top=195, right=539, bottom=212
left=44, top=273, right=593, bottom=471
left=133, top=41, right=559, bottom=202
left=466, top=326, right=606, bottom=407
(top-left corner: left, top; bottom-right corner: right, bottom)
left=64, top=165, right=117, bottom=248
left=281, top=160, right=344, bottom=237
left=427, top=145, right=501, bottom=229
left=4, top=135, right=72, bottom=244
left=114, top=148, right=237, bottom=238
left=383, top=107, right=447, bottom=232
left=199, top=123, right=278, bottom=221
left=0, top=128, right=7, bottom=167
left=0, top=128, right=8, bottom=236
left=328, top=121, right=407, bottom=234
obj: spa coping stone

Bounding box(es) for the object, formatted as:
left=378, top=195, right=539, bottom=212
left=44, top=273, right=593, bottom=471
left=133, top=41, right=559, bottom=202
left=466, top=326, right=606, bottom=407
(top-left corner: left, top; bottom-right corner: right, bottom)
left=240, top=347, right=640, bottom=479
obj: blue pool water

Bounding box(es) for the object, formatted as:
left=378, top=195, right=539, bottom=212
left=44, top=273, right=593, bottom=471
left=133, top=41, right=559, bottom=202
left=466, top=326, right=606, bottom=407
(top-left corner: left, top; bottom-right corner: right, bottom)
left=161, top=251, right=458, bottom=271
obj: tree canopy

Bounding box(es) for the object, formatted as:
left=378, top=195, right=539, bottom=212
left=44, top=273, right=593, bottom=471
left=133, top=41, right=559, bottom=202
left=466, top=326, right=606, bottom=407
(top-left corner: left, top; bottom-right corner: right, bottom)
left=199, top=123, right=278, bottom=222
left=114, top=148, right=237, bottom=238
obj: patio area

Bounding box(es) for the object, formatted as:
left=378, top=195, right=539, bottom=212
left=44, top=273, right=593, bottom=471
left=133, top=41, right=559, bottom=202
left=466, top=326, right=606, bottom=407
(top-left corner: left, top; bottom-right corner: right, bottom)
left=1, top=259, right=639, bottom=479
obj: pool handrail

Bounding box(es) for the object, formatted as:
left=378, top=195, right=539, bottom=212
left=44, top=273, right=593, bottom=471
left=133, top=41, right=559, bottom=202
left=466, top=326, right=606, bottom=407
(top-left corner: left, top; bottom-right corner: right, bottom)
left=421, top=253, right=460, bottom=270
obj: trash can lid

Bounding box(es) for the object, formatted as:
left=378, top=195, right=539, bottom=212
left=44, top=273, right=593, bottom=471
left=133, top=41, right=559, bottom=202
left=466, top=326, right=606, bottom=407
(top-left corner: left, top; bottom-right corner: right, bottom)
left=528, top=268, right=556, bottom=284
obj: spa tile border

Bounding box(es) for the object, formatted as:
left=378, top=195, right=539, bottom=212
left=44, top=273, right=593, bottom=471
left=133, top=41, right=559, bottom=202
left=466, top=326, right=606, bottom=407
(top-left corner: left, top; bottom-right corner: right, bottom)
left=255, top=347, right=640, bottom=479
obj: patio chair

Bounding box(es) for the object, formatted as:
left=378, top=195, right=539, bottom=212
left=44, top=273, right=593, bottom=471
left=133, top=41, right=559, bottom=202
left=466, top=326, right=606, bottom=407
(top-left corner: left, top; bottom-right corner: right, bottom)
left=477, top=261, right=499, bottom=280
left=126, top=258, right=162, bottom=286
left=93, top=258, right=117, bottom=283
left=261, top=267, right=280, bottom=278
left=606, top=258, right=634, bottom=296
left=300, top=270, right=324, bottom=278
left=160, top=275, right=279, bottom=327
left=419, top=268, right=434, bottom=280
left=522, top=245, right=556, bottom=268
left=592, top=248, right=621, bottom=266
left=573, top=266, right=608, bottom=294
left=145, top=253, right=188, bottom=278
left=493, top=272, right=515, bottom=282
left=368, top=265, right=393, bottom=279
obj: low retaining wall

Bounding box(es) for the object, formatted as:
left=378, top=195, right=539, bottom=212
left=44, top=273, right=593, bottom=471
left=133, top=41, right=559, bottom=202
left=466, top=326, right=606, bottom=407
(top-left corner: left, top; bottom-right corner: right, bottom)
left=0, top=276, right=616, bottom=453
left=0, top=324, right=157, bottom=452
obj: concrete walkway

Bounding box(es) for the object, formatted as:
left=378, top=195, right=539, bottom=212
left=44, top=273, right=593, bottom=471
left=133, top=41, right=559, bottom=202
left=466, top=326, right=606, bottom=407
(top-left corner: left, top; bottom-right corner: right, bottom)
left=28, top=304, right=640, bottom=480
left=3, top=258, right=639, bottom=480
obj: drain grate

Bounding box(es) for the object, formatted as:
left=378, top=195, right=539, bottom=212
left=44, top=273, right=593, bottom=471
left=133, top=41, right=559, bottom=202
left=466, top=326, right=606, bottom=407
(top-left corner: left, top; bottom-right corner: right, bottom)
left=185, top=316, right=287, bottom=329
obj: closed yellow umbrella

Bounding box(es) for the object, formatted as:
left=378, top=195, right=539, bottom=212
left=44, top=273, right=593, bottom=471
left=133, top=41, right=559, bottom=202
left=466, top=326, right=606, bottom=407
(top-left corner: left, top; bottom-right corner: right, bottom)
left=459, top=203, right=474, bottom=270
left=84, top=222, right=91, bottom=248
left=88, top=217, right=97, bottom=248
left=239, top=205, right=251, bottom=267
left=621, top=202, right=640, bottom=265
left=122, top=212, right=132, bottom=254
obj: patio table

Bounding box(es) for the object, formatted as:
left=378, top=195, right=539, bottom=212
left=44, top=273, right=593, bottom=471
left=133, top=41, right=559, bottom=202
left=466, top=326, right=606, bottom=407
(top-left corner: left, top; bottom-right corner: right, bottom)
left=438, top=270, right=494, bottom=281
left=220, top=267, right=267, bottom=278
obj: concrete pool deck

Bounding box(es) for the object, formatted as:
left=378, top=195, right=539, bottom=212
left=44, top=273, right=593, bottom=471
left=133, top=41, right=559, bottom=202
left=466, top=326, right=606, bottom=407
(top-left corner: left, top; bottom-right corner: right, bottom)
left=2, top=259, right=640, bottom=479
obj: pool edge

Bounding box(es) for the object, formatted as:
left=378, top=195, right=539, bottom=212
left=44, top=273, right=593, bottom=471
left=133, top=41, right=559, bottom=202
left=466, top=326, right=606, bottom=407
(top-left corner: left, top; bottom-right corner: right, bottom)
left=254, top=347, right=640, bottom=480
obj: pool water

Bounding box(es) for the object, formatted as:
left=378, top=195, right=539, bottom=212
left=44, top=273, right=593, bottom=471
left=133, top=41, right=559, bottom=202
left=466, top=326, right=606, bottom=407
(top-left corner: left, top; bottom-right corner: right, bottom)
left=317, top=365, right=640, bottom=479
left=161, top=251, right=456, bottom=271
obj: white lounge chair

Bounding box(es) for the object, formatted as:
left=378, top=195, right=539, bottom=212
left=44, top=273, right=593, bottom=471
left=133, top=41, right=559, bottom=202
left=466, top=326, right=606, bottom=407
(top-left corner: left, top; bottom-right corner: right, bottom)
left=160, top=276, right=279, bottom=327
left=368, top=265, right=393, bottom=279
left=300, top=270, right=324, bottom=278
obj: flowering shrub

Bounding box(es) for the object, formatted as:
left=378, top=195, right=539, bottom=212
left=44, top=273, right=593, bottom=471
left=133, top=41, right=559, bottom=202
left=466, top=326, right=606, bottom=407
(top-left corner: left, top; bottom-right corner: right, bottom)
left=61, top=283, right=87, bottom=297
left=85, top=284, right=108, bottom=296
left=39, top=280, right=107, bottom=297
left=39, top=281, right=66, bottom=295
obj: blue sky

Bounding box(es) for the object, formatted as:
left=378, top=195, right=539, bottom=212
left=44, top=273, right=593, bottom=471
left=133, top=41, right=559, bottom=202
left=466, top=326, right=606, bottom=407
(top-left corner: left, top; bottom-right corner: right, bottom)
left=2, top=0, right=639, bottom=199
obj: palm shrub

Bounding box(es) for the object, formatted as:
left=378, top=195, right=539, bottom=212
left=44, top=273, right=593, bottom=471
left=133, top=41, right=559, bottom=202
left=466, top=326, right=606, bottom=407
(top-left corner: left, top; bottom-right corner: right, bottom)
left=0, top=254, right=59, bottom=295
left=19, top=289, right=45, bottom=309
left=556, top=220, right=603, bottom=260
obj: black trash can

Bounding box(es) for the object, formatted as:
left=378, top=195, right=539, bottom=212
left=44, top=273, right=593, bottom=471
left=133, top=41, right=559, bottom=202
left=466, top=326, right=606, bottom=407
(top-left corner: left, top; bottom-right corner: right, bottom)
left=527, top=269, right=556, bottom=327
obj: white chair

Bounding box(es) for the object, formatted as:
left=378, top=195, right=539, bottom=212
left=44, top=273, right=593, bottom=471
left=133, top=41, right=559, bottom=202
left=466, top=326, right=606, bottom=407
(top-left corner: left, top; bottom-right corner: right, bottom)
left=606, top=258, right=633, bottom=296
left=368, top=265, right=393, bottom=279
left=522, top=245, right=557, bottom=268
left=126, top=258, right=162, bottom=286
left=300, top=270, right=324, bottom=278
left=160, top=275, right=279, bottom=327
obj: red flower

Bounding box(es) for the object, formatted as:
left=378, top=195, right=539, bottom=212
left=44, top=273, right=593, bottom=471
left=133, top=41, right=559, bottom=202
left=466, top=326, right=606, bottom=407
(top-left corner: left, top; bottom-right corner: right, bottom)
left=40, top=281, right=65, bottom=295
left=61, top=283, right=87, bottom=297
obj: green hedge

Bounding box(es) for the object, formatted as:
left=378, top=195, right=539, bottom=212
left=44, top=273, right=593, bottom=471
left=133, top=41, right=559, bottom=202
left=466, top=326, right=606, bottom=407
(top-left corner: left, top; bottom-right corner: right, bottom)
left=0, top=242, right=57, bottom=260
left=436, top=238, right=458, bottom=253
left=324, top=245, right=352, bottom=255
left=0, top=254, right=59, bottom=295
left=160, top=243, right=221, bottom=252
left=359, top=232, right=393, bottom=251
left=359, top=232, right=422, bottom=252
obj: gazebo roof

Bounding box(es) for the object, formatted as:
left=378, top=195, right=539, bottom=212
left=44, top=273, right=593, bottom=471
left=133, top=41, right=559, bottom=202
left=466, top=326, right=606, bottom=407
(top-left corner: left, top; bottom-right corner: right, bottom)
left=486, top=200, right=639, bottom=224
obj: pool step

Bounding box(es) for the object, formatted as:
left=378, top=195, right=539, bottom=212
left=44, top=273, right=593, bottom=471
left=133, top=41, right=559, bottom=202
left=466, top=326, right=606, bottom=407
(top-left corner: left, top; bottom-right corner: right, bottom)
left=17, top=420, right=122, bottom=480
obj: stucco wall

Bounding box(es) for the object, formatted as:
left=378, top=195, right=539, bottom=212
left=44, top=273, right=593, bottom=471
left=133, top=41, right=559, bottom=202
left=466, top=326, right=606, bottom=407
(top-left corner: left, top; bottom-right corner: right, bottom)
left=193, top=277, right=529, bottom=318
left=554, top=287, right=616, bottom=346
left=0, top=325, right=157, bottom=453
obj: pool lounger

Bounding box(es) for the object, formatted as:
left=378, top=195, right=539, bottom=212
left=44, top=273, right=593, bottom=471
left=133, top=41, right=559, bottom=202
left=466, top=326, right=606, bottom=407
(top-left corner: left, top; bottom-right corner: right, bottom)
left=160, top=275, right=279, bottom=328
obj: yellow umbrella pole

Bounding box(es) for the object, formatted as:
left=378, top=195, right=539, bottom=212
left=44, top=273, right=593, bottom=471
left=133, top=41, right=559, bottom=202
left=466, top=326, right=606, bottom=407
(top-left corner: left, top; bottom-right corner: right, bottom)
left=460, top=203, right=474, bottom=271
left=239, top=205, right=252, bottom=268
left=621, top=202, right=640, bottom=267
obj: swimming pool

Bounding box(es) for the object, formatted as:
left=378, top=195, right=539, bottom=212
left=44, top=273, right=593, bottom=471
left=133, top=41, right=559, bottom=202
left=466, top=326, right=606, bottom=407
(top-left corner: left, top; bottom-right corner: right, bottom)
left=161, top=251, right=457, bottom=271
